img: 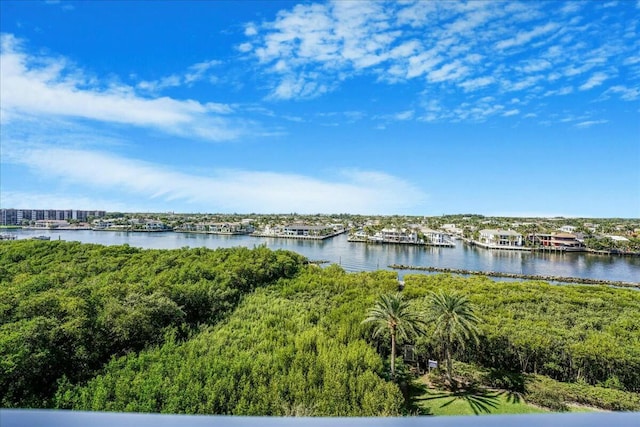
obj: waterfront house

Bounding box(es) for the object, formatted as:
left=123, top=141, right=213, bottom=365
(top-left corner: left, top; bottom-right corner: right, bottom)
left=144, top=220, right=170, bottom=231
left=528, top=232, right=585, bottom=251
left=209, top=222, right=254, bottom=234
left=421, top=228, right=456, bottom=246
left=441, top=224, right=464, bottom=237
left=379, top=228, right=419, bottom=243
left=478, top=229, right=523, bottom=248
left=283, top=224, right=334, bottom=237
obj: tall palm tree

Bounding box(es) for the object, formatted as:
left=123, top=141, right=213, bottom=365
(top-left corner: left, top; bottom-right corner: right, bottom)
left=427, top=290, right=480, bottom=385
left=362, top=293, right=425, bottom=379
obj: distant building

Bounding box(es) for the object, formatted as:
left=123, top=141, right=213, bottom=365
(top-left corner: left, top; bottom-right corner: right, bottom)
left=203, top=222, right=254, bottom=234
left=441, top=223, right=463, bottom=236
left=0, top=209, right=105, bottom=226
left=1, top=209, right=17, bottom=226
left=559, top=225, right=577, bottom=233
left=373, top=228, right=418, bottom=243
left=421, top=228, right=455, bottom=246
left=33, top=220, right=70, bottom=229
left=283, top=224, right=334, bottom=237
left=529, top=232, right=585, bottom=251
left=144, top=220, right=170, bottom=231
left=478, top=229, right=523, bottom=247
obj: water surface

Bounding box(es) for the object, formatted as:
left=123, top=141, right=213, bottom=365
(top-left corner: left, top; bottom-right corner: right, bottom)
left=10, top=230, right=640, bottom=283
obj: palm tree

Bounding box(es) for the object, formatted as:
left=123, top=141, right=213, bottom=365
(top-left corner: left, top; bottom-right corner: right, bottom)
left=362, top=293, right=425, bottom=379
left=427, top=290, right=480, bottom=385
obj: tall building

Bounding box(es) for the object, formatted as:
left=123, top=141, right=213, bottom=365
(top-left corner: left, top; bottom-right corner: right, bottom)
left=0, top=209, right=106, bottom=226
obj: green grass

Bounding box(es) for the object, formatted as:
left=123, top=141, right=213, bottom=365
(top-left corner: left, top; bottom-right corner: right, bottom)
left=413, top=384, right=547, bottom=416
left=407, top=373, right=548, bottom=416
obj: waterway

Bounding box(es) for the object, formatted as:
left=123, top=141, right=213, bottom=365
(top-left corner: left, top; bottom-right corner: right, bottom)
left=9, top=229, right=640, bottom=283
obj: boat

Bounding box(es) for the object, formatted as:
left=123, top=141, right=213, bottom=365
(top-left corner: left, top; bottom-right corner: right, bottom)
left=31, top=235, right=51, bottom=240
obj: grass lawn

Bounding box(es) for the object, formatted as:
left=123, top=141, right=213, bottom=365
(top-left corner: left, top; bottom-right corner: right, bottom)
left=410, top=377, right=547, bottom=416
left=415, top=387, right=547, bottom=416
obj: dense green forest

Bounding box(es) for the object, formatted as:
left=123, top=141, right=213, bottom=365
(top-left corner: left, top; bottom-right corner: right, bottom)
left=0, top=241, right=305, bottom=407
left=1, top=241, right=639, bottom=414
left=404, top=275, right=640, bottom=392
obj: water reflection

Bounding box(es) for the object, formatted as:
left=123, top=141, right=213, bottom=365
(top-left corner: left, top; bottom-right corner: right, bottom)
left=9, top=230, right=640, bottom=283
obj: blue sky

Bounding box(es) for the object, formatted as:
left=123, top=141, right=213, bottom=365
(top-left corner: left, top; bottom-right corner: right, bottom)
left=1, top=0, right=639, bottom=217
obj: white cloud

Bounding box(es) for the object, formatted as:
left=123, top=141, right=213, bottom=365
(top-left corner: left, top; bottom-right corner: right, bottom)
left=575, top=119, right=608, bottom=128
left=459, top=76, right=495, bottom=92
left=579, top=72, right=610, bottom=90
left=394, top=110, right=414, bottom=121
left=137, top=74, right=181, bottom=92
left=604, top=85, right=640, bottom=101
left=3, top=146, right=427, bottom=214
left=518, top=59, right=552, bottom=73
left=560, top=2, right=582, bottom=14
left=184, top=59, right=222, bottom=84
left=503, top=109, right=520, bottom=117
left=237, top=42, right=252, bottom=53
left=544, top=86, right=573, bottom=96
left=503, top=75, right=543, bottom=91
left=0, top=34, right=243, bottom=141
left=427, top=60, right=469, bottom=83
left=244, top=23, right=258, bottom=36
left=136, top=59, right=222, bottom=91
left=495, top=22, right=559, bottom=50
left=240, top=1, right=639, bottom=123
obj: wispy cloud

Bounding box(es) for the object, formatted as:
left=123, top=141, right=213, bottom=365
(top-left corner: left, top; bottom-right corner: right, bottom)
left=579, top=71, right=610, bottom=90
left=242, top=1, right=638, bottom=126
left=495, top=22, right=559, bottom=50
left=2, top=146, right=427, bottom=214
left=0, top=34, right=245, bottom=141
left=544, top=86, right=573, bottom=97
left=575, top=119, right=609, bottom=128
left=394, top=110, right=414, bottom=121
left=603, top=85, right=640, bottom=101
left=459, top=76, right=495, bottom=92
left=137, top=59, right=222, bottom=92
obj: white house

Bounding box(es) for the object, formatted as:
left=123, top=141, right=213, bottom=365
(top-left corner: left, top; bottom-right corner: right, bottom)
left=421, top=228, right=455, bottom=246
left=379, top=228, right=419, bottom=243
left=478, top=229, right=523, bottom=247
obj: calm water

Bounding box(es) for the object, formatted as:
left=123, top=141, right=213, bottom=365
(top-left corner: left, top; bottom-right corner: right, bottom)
left=9, top=229, right=640, bottom=283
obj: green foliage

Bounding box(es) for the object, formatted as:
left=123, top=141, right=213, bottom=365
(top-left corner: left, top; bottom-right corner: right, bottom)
left=527, top=375, right=640, bottom=412
left=362, top=293, right=426, bottom=378
left=425, top=290, right=480, bottom=383
left=0, top=240, right=305, bottom=407
left=406, top=274, right=640, bottom=392
left=55, top=268, right=404, bottom=416
left=2, top=240, right=639, bottom=415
